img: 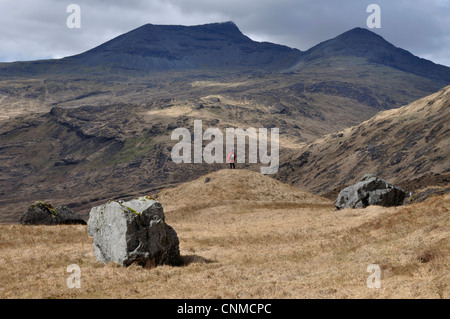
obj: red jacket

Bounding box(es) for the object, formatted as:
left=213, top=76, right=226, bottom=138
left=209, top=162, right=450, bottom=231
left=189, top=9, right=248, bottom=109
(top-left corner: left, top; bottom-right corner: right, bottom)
left=227, top=151, right=236, bottom=163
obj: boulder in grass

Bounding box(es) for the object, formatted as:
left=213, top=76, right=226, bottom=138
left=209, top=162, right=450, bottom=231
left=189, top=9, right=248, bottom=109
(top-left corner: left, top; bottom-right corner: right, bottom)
left=87, top=196, right=181, bottom=268
left=335, top=174, right=406, bottom=209
left=19, top=201, right=87, bottom=225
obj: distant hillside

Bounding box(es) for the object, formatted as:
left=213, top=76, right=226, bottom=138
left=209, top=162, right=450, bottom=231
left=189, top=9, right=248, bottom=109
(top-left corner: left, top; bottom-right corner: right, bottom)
left=276, top=85, right=450, bottom=194
left=0, top=23, right=448, bottom=121
left=2, top=24, right=449, bottom=85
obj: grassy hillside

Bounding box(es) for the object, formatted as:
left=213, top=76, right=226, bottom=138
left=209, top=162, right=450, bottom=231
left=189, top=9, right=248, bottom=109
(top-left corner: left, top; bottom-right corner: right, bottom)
left=276, top=85, right=450, bottom=194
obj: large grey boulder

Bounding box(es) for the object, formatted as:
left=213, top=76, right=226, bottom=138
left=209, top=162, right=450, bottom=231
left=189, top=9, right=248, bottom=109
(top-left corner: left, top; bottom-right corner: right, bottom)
left=335, top=174, right=406, bottom=209
left=87, top=196, right=181, bottom=267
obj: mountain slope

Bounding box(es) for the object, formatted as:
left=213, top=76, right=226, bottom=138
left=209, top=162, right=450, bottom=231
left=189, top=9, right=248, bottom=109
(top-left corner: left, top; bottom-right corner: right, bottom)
left=288, top=27, right=450, bottom=83
left=276, top=85, right=450, bottom=194
left=73, top=21, right=301, bottom=71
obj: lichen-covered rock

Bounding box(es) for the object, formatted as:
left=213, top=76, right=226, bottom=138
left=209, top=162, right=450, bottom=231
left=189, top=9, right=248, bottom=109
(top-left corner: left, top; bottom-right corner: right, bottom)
left=335, top=174, right=406, bottom=209
left=19, top=201, right=86, bottom=225
left=87, top=196, right=181, bottom=267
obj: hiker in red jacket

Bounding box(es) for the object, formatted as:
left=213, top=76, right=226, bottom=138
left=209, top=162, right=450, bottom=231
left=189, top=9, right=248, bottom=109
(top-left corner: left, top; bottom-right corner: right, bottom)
left=227, top=148, right=236, bottom=169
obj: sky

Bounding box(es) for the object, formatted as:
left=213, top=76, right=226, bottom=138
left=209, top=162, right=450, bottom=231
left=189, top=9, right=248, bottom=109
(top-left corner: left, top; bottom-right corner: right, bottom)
left=0, top=0, right=449, bottom=66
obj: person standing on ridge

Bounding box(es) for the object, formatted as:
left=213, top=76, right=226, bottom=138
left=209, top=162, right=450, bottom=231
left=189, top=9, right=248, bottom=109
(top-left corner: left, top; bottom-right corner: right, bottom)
left=228, top=148, right=236, bottom=169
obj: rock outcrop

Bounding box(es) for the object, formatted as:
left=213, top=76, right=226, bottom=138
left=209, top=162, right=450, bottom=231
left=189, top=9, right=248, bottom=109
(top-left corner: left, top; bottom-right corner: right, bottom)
left=335, top=174, right=406, bottom=209
left=19, top=201, right=86, bottom=225
left=87, top=196, right=181, bottom=267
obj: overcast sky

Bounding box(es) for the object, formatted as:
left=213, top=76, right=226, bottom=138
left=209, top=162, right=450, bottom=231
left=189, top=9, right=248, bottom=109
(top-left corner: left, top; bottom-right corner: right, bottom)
left=1, top=0, right=449, bottom=66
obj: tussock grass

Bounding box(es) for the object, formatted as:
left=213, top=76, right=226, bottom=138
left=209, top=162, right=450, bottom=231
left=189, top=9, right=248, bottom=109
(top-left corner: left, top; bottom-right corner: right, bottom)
left=0, top=170, right=448, bottom=299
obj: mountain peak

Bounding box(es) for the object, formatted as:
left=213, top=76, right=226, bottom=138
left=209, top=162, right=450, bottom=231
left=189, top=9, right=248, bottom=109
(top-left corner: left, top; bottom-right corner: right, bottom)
left=333, top=27, right=389, bottom=47
left=203, top=21, right=240, bottom=30
left=288, top=27, right=450, bottom=83
left=307, top=27, right=392, bottom=57
left=341, top=27, right=380, bottom=36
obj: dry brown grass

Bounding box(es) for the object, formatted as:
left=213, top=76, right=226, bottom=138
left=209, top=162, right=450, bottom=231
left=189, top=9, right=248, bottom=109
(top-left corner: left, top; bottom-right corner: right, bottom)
left=0, top=170, right=448, bottom=299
